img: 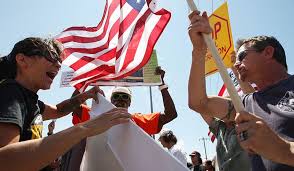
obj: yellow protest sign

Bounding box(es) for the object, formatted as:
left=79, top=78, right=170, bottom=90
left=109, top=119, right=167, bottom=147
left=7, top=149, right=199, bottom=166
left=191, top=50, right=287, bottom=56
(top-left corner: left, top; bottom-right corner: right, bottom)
left=205, top=2, right=234, bottom=76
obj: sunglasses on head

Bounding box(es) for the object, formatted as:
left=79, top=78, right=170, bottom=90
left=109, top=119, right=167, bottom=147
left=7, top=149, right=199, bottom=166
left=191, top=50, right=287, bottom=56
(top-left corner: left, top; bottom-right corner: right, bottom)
left=26, top=49, right=62, bottom=64
left=112, top=93, right=130, bottom=100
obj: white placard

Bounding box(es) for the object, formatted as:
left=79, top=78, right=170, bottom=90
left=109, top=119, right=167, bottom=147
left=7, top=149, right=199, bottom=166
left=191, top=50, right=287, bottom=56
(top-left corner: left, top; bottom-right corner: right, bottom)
left=80, top=94, right=189, bottom=171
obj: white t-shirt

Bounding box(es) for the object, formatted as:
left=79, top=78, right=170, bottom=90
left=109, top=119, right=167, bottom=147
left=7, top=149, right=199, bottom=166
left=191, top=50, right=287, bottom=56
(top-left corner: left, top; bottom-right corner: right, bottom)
left=168, top=145, right=187, bottom=166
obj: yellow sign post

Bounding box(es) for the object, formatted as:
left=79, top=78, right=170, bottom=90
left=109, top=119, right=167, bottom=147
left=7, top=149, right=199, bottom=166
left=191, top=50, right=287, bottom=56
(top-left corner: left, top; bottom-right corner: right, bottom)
left=205, top=2, right=234, bottom=76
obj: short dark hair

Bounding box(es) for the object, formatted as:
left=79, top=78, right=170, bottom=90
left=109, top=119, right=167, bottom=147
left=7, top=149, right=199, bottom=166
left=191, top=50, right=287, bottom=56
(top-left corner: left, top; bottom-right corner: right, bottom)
left=0, top=37, right=63, bottom=80
left=236, top=36, right=287, bottom=70
left=205, top=160, right=213, bottom=166
left=159, top=130, right=177, bottom=144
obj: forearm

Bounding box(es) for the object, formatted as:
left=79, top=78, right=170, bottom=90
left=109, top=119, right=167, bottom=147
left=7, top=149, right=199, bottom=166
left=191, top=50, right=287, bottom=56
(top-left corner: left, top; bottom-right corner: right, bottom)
left=44, top=94, right=88, bottom=120
left=188, top=49, right=208, bottom=112
left=161, top=88, right=177, bottom=121
left=0, top=125, right=86, bottom=171
left=290, top=142, right=294, bottom=166
left=56, top=93, right=88, bottom=115
left=275, top=140, right=294, bottom=166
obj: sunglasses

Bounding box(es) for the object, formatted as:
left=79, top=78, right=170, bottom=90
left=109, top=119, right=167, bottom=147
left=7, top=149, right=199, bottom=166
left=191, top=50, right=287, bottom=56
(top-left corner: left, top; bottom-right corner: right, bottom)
left=112, top=93, right=130, bottom=100
left=26, top=49, right=62, bottom=64
left=236, top=49, right=258, bottom=62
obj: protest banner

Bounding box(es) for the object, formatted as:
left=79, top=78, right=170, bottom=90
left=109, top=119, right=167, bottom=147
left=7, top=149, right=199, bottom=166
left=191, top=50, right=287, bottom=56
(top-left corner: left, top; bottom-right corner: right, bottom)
left=60, top=50, right=162, bottom=87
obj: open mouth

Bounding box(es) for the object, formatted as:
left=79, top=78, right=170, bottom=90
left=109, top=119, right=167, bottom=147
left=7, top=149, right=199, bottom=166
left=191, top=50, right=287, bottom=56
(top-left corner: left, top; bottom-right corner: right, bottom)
left=114, top=101, right=128, bottom=108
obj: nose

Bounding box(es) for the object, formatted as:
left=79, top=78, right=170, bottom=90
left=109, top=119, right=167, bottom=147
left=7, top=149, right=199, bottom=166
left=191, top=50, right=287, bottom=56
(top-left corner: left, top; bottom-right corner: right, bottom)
left=54, top=61, right=62, bottom=70
left=233, top=61, right=241, bottom=69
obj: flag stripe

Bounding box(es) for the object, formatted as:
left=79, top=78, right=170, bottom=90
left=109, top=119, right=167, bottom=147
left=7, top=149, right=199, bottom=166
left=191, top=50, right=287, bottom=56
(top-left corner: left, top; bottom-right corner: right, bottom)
left=208, top=131, right=216, bottom=142
left=71, top=49, right=116, bottom=80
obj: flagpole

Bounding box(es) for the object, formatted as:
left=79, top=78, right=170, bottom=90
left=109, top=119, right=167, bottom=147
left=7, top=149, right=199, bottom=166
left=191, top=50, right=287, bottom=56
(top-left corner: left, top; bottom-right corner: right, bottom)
left=211, top=0, right=214, bottom=13
left=186, top=0, right=244, bottom=113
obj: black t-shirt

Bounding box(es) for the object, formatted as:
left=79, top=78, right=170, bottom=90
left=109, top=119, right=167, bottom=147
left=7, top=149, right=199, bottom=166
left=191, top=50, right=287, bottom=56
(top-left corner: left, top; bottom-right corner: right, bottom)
left=243, top=75, right=294, bottom=171
left=0, top=79, right=45, bottom=141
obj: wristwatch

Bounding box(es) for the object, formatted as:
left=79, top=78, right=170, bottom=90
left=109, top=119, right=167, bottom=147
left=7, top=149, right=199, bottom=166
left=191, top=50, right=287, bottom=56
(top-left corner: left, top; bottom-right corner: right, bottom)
left=159, top=84, right=168, bottom=91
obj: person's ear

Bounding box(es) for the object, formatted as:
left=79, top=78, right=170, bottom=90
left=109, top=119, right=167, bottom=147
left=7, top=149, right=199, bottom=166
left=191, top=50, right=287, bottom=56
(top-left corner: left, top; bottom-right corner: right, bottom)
left=263, top=46, right=275, bottom=60
left=15, top=53, right=30, bottom=68
left=128, top=101, right=131, bottom=107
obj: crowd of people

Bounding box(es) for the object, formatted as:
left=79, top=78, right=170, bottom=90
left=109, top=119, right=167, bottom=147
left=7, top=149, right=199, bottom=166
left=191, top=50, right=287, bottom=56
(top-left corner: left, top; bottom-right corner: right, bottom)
left=0, top=8, right=294, bottom=171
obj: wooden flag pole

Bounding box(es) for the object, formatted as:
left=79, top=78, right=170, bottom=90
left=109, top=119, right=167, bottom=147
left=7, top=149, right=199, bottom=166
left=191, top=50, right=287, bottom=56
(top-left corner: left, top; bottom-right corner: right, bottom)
left=186, top=0, right=245, bottom=112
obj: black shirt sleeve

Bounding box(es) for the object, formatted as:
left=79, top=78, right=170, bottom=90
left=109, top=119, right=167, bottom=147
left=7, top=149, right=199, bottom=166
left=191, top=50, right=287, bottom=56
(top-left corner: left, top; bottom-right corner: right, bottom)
left=38, top=100, right=45, bottom=114
left=0, top=83, right=24, bottom=130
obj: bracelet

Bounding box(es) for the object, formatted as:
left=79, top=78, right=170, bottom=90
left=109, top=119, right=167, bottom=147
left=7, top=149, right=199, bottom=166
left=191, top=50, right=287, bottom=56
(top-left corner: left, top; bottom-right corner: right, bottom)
left=159, top=84, right=168, bottom=91
left=47, top=132, right=53, bottom=136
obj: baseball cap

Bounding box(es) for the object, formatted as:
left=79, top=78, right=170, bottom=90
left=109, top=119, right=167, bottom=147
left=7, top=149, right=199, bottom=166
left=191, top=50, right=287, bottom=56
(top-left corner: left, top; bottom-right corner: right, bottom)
left=189, top=151, right=201, bottom=157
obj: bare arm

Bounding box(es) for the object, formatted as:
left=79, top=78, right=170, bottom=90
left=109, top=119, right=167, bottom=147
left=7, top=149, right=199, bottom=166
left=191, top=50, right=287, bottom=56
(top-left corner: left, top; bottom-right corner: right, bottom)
left=42, top=86, right=103, bottom=120
left=0, top=108, right=131, bottom=171
left=187, top=11, right=235, bottom=121
left=156, top=67, right=178, bottom=131
left=0, top=123, right=20, bottom=148
left=201, top=114, right=215, bottom=126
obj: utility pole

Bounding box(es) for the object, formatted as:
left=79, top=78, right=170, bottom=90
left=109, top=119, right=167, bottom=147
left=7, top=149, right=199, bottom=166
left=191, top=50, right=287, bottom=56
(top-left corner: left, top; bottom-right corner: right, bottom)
left=149, top=86, right=154, bottom=113
left=149, top=86, right=155, bottom=139
left=199, top=137, right=209, bottom=160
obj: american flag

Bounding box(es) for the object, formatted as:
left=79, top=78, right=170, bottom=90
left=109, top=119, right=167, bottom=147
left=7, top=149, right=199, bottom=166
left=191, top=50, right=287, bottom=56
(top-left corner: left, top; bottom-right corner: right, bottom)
left=56, top=0, right=170, bottom=91
left=208, top=130, right=216, bottom=143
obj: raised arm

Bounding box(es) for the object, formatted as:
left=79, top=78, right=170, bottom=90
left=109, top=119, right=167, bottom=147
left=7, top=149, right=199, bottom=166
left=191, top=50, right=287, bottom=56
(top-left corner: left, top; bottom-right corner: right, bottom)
left=0, top=108, right=131, bottom=171
left=156, top=67, right=177, bottom=131
left=187, top=10, right=235, bottom=121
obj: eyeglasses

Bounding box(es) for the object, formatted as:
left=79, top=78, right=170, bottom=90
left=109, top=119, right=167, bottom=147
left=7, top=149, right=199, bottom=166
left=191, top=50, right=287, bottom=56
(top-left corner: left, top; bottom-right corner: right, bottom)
left=111, top=93, right=130, bottom=101
left=26, top=49, right=62, bottom=64
left=236, top=49, right=258, bottom=62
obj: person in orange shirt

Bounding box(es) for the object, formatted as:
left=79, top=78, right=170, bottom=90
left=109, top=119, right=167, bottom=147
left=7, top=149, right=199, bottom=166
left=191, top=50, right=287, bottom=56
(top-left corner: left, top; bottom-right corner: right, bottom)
left=62, top=67, right=177, bottom=170
left=72, top=67, right=178, bottom=135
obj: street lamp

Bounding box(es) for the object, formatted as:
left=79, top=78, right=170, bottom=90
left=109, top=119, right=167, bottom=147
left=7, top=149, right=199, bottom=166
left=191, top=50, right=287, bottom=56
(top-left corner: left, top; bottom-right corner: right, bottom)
left=199, top=137, right=209, bottom=160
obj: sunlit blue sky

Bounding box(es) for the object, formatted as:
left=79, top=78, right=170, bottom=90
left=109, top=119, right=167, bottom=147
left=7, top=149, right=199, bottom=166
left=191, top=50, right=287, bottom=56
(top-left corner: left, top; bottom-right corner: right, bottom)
left=1, top=0, right=293, bottom=161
